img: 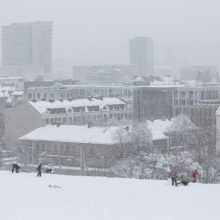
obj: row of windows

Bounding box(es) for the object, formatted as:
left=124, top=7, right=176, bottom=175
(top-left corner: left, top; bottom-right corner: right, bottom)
left=33, top=142, right=112, bottom=156
left=27, top=89, right=133, bottom=100
left=44, top=113, right=132, bottom=125
left=174, top=90, right=219, bottom=100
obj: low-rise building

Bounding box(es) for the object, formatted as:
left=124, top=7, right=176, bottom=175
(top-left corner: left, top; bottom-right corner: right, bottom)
left=73, top=65, right=137, bottom=84
left=18, top=119, right=174, bottom=174
left=5, top=97, right=132, bottom=149
left=19, top=125, right=118, bottom=171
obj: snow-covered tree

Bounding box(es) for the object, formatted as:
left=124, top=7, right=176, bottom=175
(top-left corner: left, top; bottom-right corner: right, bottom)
left=113, top=122, right=153, bottom=158
left=111, top=151, right=201, bottom=180
left=167, top=114, right=197, bottom=133
left=166, top=114, right=197, bottom=150
left=166, top=151, right=201, bottom=176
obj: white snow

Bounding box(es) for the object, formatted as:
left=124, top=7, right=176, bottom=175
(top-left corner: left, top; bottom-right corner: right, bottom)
left=0, top=171, right=219, bottom=220
left=19, top=125, right=118, bottom=145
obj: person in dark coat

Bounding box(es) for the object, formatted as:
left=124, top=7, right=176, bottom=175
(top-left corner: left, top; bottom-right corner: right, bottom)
left=169, top=170, right=177, bottom=186
left=12, top=164, right=20, bottom=173
left=37, top=163, right=42, bottom=177
left=45, top=168, right=53, bottom=174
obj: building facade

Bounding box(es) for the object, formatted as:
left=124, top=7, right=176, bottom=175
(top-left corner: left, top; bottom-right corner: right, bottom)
left=19, top=125, right=118, bottom=172
left=133, top=86, right=176, bottom=121
left=72, top=65, right=138, bottom=84
left=25, top=84, right=133, bottom=103
left=2, top=21, right=52, bottom=73
left=173, top=86, right=220, bottom=117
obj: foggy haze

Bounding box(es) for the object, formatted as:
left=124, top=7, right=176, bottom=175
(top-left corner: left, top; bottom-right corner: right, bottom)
left=0, top=0, right=220, bottom=69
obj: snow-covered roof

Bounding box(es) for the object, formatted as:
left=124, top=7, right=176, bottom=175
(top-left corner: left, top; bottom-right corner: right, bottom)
left=28, top=97, right=129, bottom=114
left=0, top=76, right=23, bottom=80
left=19, top=119, right=175, bottom=145
left=28, top=84, right=133, bottom=90
left=19, top=125, right=118, bottom=145
left=147, top=84, right=184, bottom=88
left=0, top=87, right=23, bottom=98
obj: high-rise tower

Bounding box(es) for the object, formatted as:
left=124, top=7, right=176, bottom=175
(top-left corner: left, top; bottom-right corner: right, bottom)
left=129, top=37, right=153, bottom=76
left=2, top=21, right=52, bottom=73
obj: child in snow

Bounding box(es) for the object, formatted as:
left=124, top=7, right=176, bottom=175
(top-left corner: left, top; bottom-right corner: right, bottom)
left=37, top=163, right=42, bottom=177
left=192, top=170, right=199, bottom=183
left=169, top=170, right=177, bottom=186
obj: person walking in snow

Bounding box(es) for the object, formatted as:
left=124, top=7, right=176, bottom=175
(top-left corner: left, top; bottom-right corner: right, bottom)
left=37, top=163, right=42, bottom=177
left=192, top=170, right=199, bottom=183
left=169, top=170, right=177, bottom=186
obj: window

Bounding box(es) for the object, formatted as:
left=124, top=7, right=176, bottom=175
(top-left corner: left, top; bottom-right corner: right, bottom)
left=66, top=145, right=70, bottom=154
left=42, top=143, right=45, bottom=152
left=54, top=145, right=58, bottom=154
left=28, top=93, right=32, bottom=99
left=36, top=143, right=39, bottom=152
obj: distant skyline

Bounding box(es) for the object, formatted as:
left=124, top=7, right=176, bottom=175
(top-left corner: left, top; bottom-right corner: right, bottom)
left=0, top=0, right=220, bottom=71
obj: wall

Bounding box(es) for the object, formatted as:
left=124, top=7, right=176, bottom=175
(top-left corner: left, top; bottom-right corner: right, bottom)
left=4, top=101, right=43, bottom=150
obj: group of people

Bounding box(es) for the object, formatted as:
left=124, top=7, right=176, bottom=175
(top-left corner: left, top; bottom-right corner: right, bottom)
left=11, top=163, right=53, bottom=177
left=169, top=169, right=200, bottom=186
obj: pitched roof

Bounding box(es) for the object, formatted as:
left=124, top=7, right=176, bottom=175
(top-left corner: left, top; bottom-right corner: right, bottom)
left=28, top=97, right=129, bottom=114
left=19, top=119, right=175, bottom=145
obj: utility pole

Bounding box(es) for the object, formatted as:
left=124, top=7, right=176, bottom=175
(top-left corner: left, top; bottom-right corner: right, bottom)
left=80, top=146, right=86, bottom=176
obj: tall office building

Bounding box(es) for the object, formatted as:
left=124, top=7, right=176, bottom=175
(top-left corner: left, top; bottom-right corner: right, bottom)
left=129, top=37, right=154, bottom=76
left=2, top=21, right=52, bottom=73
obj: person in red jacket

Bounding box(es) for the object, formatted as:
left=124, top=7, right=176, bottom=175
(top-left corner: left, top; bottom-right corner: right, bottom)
left=192, top=170, right=199, bottom=183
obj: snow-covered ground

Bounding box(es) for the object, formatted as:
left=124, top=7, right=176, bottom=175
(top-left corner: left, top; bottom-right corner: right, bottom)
left=0, top=171, right=219, bottom=220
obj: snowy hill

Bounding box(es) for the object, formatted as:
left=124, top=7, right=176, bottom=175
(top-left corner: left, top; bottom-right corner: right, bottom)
left=0, top=171, right=220, bottom=220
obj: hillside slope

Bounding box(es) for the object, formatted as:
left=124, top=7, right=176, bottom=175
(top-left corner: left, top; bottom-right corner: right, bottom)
left=0, top=171, right=219, bottom=220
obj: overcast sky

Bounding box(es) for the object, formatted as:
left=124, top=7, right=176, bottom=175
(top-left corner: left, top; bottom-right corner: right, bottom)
left=0, top=0, right=220, bottom=69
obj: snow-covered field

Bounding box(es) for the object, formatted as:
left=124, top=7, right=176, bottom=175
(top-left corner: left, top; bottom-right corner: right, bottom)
left=0, top=171, right=219, bottom=220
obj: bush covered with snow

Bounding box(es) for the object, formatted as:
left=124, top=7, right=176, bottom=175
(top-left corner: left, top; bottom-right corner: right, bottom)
left=111, top=151, right=201, bottom=180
